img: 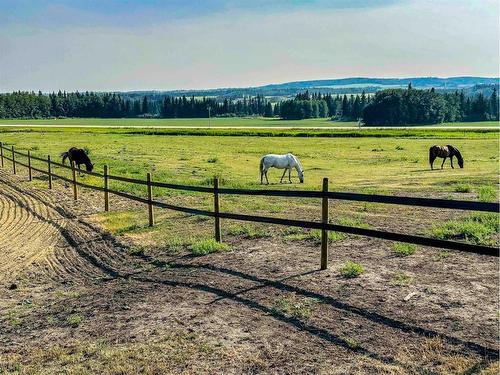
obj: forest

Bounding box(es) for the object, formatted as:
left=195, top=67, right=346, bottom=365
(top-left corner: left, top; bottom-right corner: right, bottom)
left=362, top=85, right=498, bottom=125
left=0, top=85, right=498, bottom=125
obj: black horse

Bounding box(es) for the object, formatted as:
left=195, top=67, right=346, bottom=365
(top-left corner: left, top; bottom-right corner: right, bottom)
left=61, top=147, right=94, bottom=172
left=429, top=145, right=463, bottom=170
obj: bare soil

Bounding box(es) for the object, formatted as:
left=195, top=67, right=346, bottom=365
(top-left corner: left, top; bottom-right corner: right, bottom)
left=0, top=169, right=498, bottom=374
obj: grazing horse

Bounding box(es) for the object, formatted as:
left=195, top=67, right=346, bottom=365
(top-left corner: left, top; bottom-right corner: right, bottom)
left=260, top=153, right=304, bottom=184
left=429, top=145, right=463, bottom=170
left=61, top=147, right=94, bottom=172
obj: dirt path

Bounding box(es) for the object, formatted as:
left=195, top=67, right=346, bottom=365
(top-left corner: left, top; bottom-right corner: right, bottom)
left=0, top=169, right=498, bottom=374
left=0, top=170, right=134, bottom=285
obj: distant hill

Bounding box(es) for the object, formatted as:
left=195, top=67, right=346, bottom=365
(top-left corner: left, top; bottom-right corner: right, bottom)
left=259, top=76, right=497, bottom=90
left=122, top=76, right=498, bottom=100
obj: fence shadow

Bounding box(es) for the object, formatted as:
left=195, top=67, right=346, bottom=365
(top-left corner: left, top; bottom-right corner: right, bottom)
left=1, top=172, right=498, bottom=372
left=157, top=260, right=499, bottom=360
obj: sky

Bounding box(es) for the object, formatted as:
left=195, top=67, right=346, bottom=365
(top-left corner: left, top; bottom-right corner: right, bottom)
left=0, top=0, right=498, bottom=92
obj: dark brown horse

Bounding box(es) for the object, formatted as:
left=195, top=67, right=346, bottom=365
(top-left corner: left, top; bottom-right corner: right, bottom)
left=429, top=145, right=463, bottom=170
left=61, top=147, right=94, bottom=172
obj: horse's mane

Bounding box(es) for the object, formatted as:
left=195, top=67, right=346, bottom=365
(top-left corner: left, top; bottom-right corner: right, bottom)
left=290, top=154, right=303, bottom=171
left=447, top=145, right=462, bottom=160
left=80, top=150, right=92, bottom=164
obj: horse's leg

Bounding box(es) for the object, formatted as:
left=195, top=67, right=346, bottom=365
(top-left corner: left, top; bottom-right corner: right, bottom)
left=260, top=169, right=264, bottom=184
left=288, top=168, right=292, bottom=183
left=441, top=157, right=446, bottom=169
left=280, top=169, right=286, bottom=184
left=430, top=155, right=435, bottom=170
left=265, top=170, right=269, bottom=185
left=450, top=156, right=454, bottom=169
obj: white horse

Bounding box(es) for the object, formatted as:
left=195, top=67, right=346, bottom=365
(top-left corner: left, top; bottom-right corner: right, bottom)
left=260, top=153, right=304, bottom=184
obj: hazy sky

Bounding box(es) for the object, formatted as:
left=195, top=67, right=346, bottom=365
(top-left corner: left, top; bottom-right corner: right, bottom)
left=0, top=0, right=498, bottom=92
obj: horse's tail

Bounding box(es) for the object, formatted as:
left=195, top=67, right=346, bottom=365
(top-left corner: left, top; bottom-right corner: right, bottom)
left=259, top=156, right=265, bottom=174
left=60, top=151, right=69, bottom=165
left=428, top=147, right=433, bottom=165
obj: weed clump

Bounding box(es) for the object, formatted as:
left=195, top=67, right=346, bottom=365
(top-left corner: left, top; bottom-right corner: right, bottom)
left=435, top=250, right=450, bottom=261
left=393, top=243, right=417, bottom=257
left=431, top=213, right=499, bottom=246
left=226, top=224, right=270, bottom=239
left=391, top=272, right=412, bottom=286
left=286, top=217, right=369, bottom=244
left=339, top=261, right=364, bottom=278
left=307, top=230, right=346, bottom=244
left=67, top=314, right=83, bottom=327
left=272, top=293, right=318, bottom=320
left=454, top=183, right=471, bottom=193
left=189, top=239, right=230, bottom=255
left=478, top=185, right=497, bottom=202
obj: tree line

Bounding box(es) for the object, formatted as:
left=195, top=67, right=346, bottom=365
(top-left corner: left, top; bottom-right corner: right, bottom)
left=0, top=91, right=273, bottom=119
left=160, top=95, right=270, bottom=117
left=362, top=85, right=499, bottom=125
left=0, top=86, right=497, bottom=124
left=277, top=91, right=370, bottom=120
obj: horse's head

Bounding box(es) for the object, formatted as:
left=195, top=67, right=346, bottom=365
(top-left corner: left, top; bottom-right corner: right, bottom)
left=455, top=150, right=464, bottom=168
left=298, top=169, right=304, bottom=183
left=86, top=163, right=94, bottom=172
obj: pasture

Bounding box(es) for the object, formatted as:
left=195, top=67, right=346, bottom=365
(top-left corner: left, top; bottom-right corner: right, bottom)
left=1, top=127, right=498, bottom=255
left=0, top=127, right=497, bottom=193
left=0, top=126, right=498, bottom=374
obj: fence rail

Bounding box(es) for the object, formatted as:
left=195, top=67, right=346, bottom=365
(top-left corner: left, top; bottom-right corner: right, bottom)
left=1, top=142, right=498, bottom=269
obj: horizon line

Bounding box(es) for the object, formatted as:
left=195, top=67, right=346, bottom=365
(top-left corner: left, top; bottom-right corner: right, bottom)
left=1, top=75, right=498, bottom=94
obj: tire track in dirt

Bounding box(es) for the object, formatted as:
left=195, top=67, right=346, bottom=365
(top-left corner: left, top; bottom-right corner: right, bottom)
left=0, top=170, right=134, bottom=285
left=1, top=169, right=498, bottom=374
left=0, top=177, right=61, bottom=283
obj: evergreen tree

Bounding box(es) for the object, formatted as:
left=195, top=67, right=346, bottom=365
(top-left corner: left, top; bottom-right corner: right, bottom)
left=142, top=96, right=149, bottom=114
left=264, top=102, right=274, bottom=117
left=341, top=95, right=349, bottom=119
left=133, top=100, right=141, bottom=116
left=490, top=87, right=499, bottom=120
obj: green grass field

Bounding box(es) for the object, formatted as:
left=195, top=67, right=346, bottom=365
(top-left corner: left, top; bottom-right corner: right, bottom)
left=0, top=117, right=498, bottom=128
left=1, top=126, right=497, bottom=247
left=0, top=127, right=497, bottom=193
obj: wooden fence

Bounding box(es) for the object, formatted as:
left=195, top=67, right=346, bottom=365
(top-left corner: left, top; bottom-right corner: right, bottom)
left=1, top=142, right=498, bottom=269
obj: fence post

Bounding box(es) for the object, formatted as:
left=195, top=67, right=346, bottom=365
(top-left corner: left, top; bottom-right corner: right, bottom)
left=27, top=150, right=32, bottom=181
left=71, top=161, right=78, bottom=200
left=214, top=177, right=221, bottom=242
left=104, top=165, right=109, bottom=212
left=47, top=155, right=52, bottom=189
left=11, top=146, right=16, bottom=174
left=320, top=177, right=329, bottom=270
left=0, top=142, right=4, bottom=168
left=147, top=172, right=154, bottom=227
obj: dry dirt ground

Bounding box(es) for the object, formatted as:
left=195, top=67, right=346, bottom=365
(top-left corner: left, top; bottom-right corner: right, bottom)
left=0, top=169, right=498, bottom=374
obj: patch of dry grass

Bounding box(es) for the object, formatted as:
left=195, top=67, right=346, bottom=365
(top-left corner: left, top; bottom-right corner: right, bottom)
left=0, top=332, right=258, bottom=375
